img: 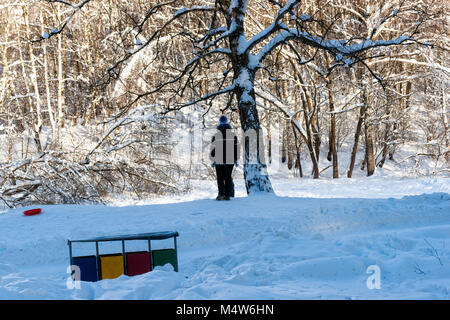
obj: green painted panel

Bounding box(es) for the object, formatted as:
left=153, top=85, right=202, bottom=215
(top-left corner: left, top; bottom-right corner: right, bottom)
left=152, top=249, right=178, bottom=272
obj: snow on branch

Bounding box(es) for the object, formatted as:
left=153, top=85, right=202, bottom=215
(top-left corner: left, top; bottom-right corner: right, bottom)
left=254, top=25, right=411, bottom=69
left=197, top=22, right=238, bottom=52
left=243, top=0, right=300, bottom=55
left=368, top=58, right=450, bottom=77
left=192, top=27, right=228, bottom=44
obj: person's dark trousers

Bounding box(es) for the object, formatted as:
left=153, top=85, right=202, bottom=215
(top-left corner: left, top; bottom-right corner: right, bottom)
left=215, top=164, right=234, bottom=198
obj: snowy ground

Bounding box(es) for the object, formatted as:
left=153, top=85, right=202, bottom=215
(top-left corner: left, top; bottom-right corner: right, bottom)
left=0, top=175, right=449, bottom=300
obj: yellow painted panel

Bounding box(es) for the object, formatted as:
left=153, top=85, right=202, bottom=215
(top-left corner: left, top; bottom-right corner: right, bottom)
left=100, top=254, right=124, bottom=280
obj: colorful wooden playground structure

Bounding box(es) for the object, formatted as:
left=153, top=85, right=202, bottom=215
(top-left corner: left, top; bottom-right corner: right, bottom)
left=68, top=231, right=179, bottom=282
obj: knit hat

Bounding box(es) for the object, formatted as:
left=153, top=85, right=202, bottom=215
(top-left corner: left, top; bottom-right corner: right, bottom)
left=219, top=115, right=229, bottom=124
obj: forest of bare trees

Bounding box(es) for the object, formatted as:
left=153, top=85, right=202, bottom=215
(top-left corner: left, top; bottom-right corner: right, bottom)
left=0, top=0, right=448, bottom=207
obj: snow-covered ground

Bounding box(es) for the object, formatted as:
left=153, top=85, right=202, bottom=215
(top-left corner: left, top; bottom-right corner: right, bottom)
left=0, top=176, right=449, bottom=300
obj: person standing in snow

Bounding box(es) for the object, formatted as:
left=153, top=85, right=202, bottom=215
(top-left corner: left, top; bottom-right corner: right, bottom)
left=210, top=115, right=240, bottom=200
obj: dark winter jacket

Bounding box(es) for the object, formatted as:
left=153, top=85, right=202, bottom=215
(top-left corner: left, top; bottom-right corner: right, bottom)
left=210, top=123, right=240, bottom=165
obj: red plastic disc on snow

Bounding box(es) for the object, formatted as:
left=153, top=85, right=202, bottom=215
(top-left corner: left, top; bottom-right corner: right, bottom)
left=23, top=208, right=42, bottom=216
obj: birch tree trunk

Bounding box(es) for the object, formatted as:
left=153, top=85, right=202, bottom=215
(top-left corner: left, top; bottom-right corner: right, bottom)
left=40, top=11, right=57, bottom=137
left=57, top=31, right=65, bottom=130
left=282, top=118, right=287, bottom=163
left=24, top=9, right=43, bottom=153
left=442, top=82, right=449, bottom=163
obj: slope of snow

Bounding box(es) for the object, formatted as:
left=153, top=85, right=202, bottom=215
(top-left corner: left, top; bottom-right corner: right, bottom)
left=0, top=177, right=449, bottom=300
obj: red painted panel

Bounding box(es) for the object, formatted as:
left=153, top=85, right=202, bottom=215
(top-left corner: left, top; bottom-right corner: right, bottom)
left=126, top=251, right=151, bottom=276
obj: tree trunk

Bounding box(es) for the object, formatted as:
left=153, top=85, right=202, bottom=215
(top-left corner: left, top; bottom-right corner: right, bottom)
left=57, top=31, right=65, bottom=129
left=347, top=105, right=364, bottom=178
left=378, top=95, right=393, bottom=168
left=24, top=10, right=43, bottom=153
left=281, top=118, right=287, bottom=163
left=236, top=68, right=274, bottom=193
left=286, top=119, right=293, bottom=170
left=296, top=85, right=320, bottom=178
left=364, top=95, right=375, bottom=176
left=326, top=78, right=338, bottom=178
left=292, top=122, right=303, bottom=177
left=290, top=62, right=319, bottom=178
left=229, top=2, right=273, bottom=194
left=267, top=108, right=272, bottom=164
left=378, top=127, right=390, bottom=168
left=442, top=82, right=449, bottom=163
left=40, top=12, right=56, bottom=138
left=299, top=77, right=321, bottom=162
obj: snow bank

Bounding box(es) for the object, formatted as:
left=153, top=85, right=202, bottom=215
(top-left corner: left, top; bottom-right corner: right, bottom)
left=0, top=178, right=449, bottom=299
